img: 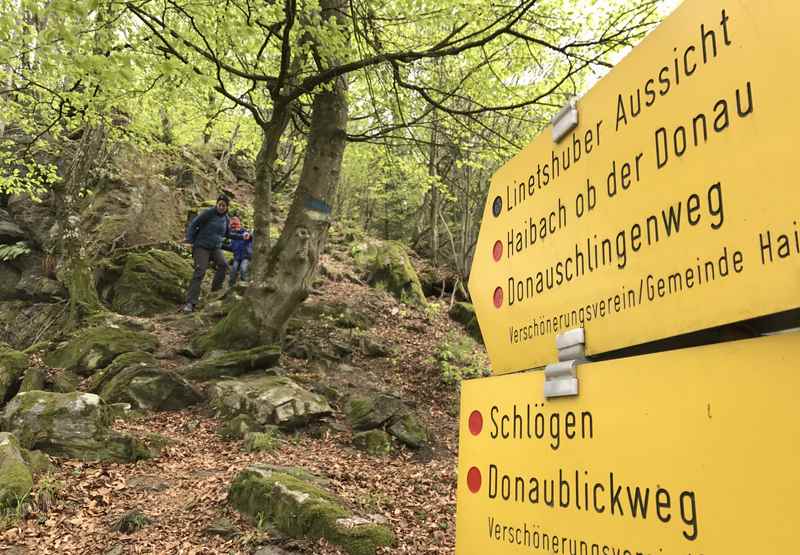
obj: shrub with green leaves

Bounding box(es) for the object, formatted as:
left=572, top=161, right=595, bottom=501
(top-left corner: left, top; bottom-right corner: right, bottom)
left=429, top=333, right=490, bottom=386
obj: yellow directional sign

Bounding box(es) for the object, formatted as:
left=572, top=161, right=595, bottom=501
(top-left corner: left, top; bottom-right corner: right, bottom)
left=469, top=0, right=800, bottom=374
left=455, top=332, right=800, bottom=554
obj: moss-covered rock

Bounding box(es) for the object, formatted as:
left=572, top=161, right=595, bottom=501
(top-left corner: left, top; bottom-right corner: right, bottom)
left=1, top=391, right=148, bottom=462
left=352, top=430, right=392, bottom=456
left=48, top=369, right=80, bottom=393
left=112, top=509, right=153, bottom=533
left=18, top=366, right=45, bottom=393
left=110, top=249, right=193, bottom=316
left=229, top=465, right=394, bottom=555
left=86, top=351, right=158, bottom=394
left=0, top=346, right=27, bottom=405
left=44, top=326, right=157, bottom=376
left=344, top=394, right=406, bottom=431
left=293, top=302, right=374, bottom=332
left=218, top=414, right=264, bottom=441
left=0, top=432, right=33, bottom=509
left=21, top=448, right=52, bottom=477
left=448, top=302, right=483, bottom=342
left=345, top=393, right=430, bottom=449
left=183, top=345, right=281, bottom=381
left=209, top=375, right=332, bottom=430
left=335, top=308, right=373, bottom=330
left=98, top=366, right=204, bottom=411
left=190, top=300, right=262, bottom=355
left=242, top=430, right=280, bottom=453
left=387, top=413, right=429, bottom=449
left=358, top=336, right=392, bottom=358
left=351, top=240, right=426, bottom=306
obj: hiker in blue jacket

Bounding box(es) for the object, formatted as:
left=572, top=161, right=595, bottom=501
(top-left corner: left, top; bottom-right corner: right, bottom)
left=227, top=216, right=253, bottom=286
left=182, top=194, right=249, bottom=313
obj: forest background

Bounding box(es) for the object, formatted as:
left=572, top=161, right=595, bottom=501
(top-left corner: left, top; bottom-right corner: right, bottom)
left=0, top=0, right=678, bottom=325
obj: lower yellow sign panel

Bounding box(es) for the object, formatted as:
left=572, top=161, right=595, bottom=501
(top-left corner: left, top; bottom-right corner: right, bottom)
left=455, top=332, right=800, bottom=554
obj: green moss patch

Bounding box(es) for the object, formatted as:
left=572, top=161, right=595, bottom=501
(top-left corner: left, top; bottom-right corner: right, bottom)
left=44, top=327, right=157, bottom=376
left=352, top=430, right=392, bottom=456
left=110, top=249, right=193, bottom=316
left=1, top=391, right=149, bottom=462
left=351, top=240, right=426, bottom=306
left=0, top=346, right=27, bottom=405
left=0, top=433, right=33, bottom=510
left=242, top=430, right=281, bottom=453
left=183, top=345, right=281, bottom=381
left=229, top=465, right=394, bottom=555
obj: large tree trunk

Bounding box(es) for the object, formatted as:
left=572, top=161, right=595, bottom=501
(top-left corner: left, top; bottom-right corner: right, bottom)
left=199, top=76, right=348, bottom=353
left=56, top=125, right=107, bottom=328
left=250, top=105, right=292, bottom=283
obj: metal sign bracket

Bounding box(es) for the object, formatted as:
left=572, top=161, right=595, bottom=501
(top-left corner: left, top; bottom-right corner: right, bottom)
left=544, top=328, right=587, bottom=399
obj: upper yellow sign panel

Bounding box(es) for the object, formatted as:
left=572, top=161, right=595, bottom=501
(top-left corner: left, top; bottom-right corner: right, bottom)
left=469, top=0, right=800, bottom=374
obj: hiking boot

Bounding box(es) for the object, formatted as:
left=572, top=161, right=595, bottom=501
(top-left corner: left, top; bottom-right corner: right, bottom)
left=181, top=303, right=195, bottom=314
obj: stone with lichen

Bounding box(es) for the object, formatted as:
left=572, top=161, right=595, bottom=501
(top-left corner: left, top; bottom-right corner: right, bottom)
left=1, top=391, right=148, bottom=462
left=229, top=464, right=394, bottom=555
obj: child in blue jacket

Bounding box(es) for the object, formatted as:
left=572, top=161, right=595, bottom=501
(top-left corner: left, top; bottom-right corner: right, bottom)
left=228, top=216, right=253, bottom=286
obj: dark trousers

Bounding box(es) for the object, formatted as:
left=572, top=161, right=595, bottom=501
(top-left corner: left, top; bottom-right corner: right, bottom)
left=186, top=246, right=228, bottom=305
left=229, top=258, right=250, bottom=286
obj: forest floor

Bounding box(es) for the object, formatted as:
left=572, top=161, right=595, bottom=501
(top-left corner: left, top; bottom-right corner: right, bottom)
left=0, top=255, right=482, bottom=555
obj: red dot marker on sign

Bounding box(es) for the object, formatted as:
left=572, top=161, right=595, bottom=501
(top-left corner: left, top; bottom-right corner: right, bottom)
left=493, top=287, right=503, bottom=308
left=492, top=240, right=503, bottom=261
left=467, top=467, right=482, bottom=493
left=468, top=410, right=483, bottom=435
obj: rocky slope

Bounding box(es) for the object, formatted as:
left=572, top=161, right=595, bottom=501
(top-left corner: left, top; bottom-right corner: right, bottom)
left=0, top=151, right=487, bottom=554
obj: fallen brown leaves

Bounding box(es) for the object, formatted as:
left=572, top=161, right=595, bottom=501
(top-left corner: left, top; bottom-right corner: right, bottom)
left=2, top=258, right=475, bottom=555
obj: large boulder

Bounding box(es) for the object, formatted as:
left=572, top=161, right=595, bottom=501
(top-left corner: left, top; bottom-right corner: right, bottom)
left=45, top=326, right=157, bottom=376
left=209, top=375, right=332, bottom=430
left=449, top=302, right=483, bottom=342
left=10, top=253, right=67, bottom=302
left=109, top=249, right=193, bottom=316
left=0, top=432, right=33, bottom=509
left=351, top=240, right=426, bottom=306
left=183, top=345, right=281, bottom=381
left=6, top=194, right=58, bottom=251
left=98, top=366, right=204, bottom=411
left=229, top=465, right=394, bottom=555
left=345, top=393, right=430, bottom=449
left=1, top=391, right=148, bottom=462
left=0, top=301, right=65, bottom=350
left=0, top=346, right=27, bottom=405
left=0, top=209, right=25, bottom=244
